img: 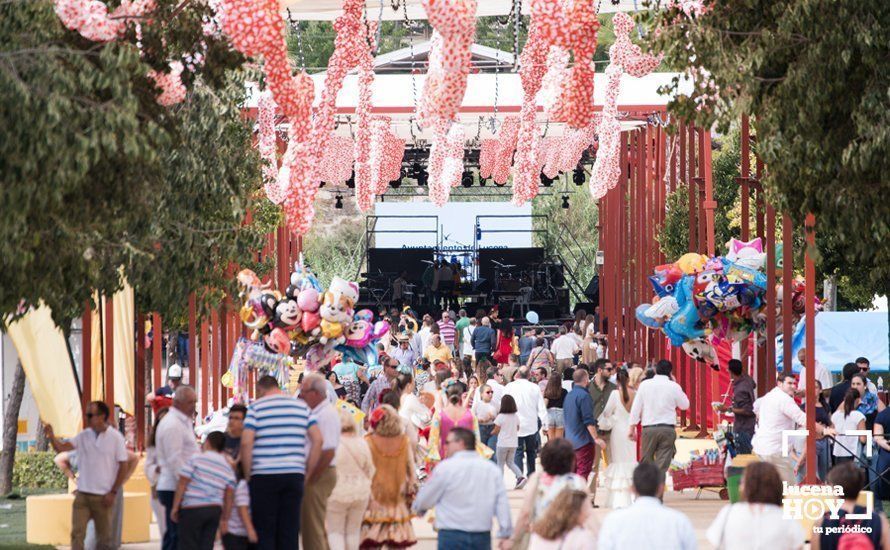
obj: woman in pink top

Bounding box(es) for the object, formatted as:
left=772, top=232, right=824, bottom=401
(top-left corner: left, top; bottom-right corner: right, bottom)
left=426, top=383, right=479, bottom=466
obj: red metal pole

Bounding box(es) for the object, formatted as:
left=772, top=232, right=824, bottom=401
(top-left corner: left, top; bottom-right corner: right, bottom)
left=104, top=296, right=114, bottom=415
left=766, top=203, right=777, bottom=373
left=136, top=312, right=146, bottom=450
left=200, top=320, right=209, bottom=418
left=188, top=293, right=197, bottom=387
left=82, top=305, right=92, bottom=424
left=152, top=313, right=162, bottom=391
left=804, top=213, right=817, bottom=484
left=782, top=215, right=794, bottom=374
left=739, top=117, right=751, bottom=368
left=212, top=308, right=220, bottom=411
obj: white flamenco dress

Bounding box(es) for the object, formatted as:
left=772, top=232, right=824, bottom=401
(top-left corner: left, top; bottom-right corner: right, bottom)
left=601, top=390, right=638, bottom=509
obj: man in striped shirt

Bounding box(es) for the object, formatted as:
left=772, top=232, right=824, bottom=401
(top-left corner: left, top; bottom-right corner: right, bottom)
left=241, top=375, right=322, bottom=550
left=437, top=311, right=457, bottom=350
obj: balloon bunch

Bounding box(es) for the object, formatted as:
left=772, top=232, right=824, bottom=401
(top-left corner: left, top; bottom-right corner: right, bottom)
left=636, top=238, right=771, bottom=365
left=236, top=259, right=390, bottom=371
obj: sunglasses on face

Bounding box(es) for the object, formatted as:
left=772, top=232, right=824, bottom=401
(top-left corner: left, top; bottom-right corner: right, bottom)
left=484, top=390, right=493, bottom=394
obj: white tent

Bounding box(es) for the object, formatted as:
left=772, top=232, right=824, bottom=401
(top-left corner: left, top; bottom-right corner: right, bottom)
left=245, top=71, right=689, bottom=140
left=281, top=0, right=644, bottom=21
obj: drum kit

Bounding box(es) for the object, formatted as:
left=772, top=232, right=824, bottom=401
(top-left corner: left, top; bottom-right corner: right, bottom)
left=492, top=259, right=563, bottom=300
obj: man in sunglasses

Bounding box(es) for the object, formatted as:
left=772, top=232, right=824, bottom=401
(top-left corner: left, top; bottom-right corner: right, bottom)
left=45, top=401, right=128, bottom=550
left=857, top=357, right=877, bottom=393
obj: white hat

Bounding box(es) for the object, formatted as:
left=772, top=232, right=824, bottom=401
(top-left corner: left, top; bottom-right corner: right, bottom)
left=167, top=364, right=183, bottom=379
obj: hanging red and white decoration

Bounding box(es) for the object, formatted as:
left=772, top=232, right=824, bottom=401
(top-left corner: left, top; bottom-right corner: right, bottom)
left=55, top=0, right=154, bottom=42
left=590, top=12, right=661, bottom=200
left=257, top=90, right=285, bottom=204
left=511, top=18, right=549, bottom=205
left=149, top=61, right=187, bottom=107
left=318, top=135, right=356, bottom=187
left=534, top=0, right=600, bottom=130
left=428, top=121, right=465, bottom=206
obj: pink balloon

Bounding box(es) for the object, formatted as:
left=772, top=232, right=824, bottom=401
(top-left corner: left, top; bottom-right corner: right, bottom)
left=297, top=288, right=320, bottom=312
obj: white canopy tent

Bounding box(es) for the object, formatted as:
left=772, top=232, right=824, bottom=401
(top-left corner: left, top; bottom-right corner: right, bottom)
left=281, top=0, right=645, bottom=20
left=245, top=71, right=689, bottom=140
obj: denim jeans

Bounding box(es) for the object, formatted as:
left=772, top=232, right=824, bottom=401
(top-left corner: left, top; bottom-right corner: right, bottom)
left=733, top=430, right=753, bottom=455
left=157, top=490, right=177, bottom=550
left=479, top=424, right=495, bottom=450
left=514, top=434, right=539, bottom=477
left=438, top=529, right=491, bottom=550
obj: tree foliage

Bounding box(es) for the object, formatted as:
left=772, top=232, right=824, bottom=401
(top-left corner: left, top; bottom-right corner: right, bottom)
left=0, top=0, right=273, bottom=327
left=645, top=0, right=890, bottom=299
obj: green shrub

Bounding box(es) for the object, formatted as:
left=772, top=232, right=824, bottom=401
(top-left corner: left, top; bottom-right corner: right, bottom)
left=12, top=451, right=66, bottom=490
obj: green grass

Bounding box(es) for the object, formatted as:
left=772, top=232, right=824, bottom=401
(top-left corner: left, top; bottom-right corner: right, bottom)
left=0, top=489, right=61, bottom=549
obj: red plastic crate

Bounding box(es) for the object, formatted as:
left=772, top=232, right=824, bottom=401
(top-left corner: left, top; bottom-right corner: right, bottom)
left=671, top=461, right=726, bottom=491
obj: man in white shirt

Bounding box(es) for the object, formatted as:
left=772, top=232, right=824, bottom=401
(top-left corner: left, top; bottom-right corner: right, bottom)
left=155, top=385, right=199, bottom=550
left=45, top=401, right=129, bottom=550
left=506, top=367, right=547, bottom=477
left=299, top=373, right=340, bottom=550
left=598, top=462, right=697, bottom=550
left=753, top=372, right=834, bottom=483
left=796, top=347, right=833, bottom=394
left=629, top=360, right=690, bottom=476
left=550, top=326, right=580, bottom=373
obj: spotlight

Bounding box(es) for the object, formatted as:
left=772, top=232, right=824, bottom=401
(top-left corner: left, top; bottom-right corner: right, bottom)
left=561, top=195, right=570, bottom=209
left=461, top=171, right=474, bottom=187
left=411, top=162, right=422, bottom=176
left=540, top=172, right=554, bottom=187
left=319, top=181, right=326, bottom=188
left=416, top=170, right=428, bottom=186
left=346, top=171, right=355, bottom=188
left=573, top=165, right=586, bottom=185
left=335, top=194, right=344, bottom=209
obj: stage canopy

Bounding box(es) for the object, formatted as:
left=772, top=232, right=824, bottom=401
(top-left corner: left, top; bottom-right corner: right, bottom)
left=281, top=0, right=642, bottom=20
left=778, top=312, right=890, bottom=373
left=244, top=71, right=688, bottom=140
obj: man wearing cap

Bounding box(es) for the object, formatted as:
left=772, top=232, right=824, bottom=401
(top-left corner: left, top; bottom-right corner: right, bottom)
left=147, top=363, right=183, bottom=404
left=391, top=335, right=417, bottom=374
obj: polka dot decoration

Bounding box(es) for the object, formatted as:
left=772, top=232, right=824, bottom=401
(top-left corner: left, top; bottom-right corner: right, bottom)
left=149, top=61, right=187, bottom=107
left=590, top=12, right=661, bottom=200
left=54, top=0, right=154, bottom=43
left=511, top=20, right=549, bottom=204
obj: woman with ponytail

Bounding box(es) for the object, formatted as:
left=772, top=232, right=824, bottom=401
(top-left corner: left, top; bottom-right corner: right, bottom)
left=426, top=382, right=491, bottom=468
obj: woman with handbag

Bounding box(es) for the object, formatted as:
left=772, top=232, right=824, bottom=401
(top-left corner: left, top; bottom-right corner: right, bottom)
left=327, top=409, right=375, bottom=550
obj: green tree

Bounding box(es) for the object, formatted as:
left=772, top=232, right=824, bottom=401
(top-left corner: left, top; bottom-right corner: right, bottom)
left=645, top=1, right=890, bottom=300
left=0, top=0, right=272, bottom=326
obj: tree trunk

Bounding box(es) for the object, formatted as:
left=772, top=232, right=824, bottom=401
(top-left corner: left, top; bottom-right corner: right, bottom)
left=35, top=419, right=48, bottom=452
left=0, top=361, right=27, bottom=495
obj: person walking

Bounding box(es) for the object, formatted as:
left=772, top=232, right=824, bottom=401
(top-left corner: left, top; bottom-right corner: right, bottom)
left=45, top=401, right=128, bottom=550
left=597, top=463, right=697, bottom=550
left=438, top=311, right=457, bottom=351
left=473, top=383, right=499, bottom=452
left=170, top=431, right=236, bottom=550
left=326, top=409, right=375, bottom=550
left=581, top=315, right=598, bottom=365
left=752, top=372, right=834, bottom=483
left=527, top=337, right=555, bottom=371
left=155, top=385, right=200, bottom=550
left=299, top=373, right=340, bottom=550
left=492, top=394, right=527, bottom=488
left=492, top=319, right=516, bottom=366
left=587, top=359, right=616, bottom=499
left=471, top=317, right=497, bottom=364
left=361, top=357, right=399, bottom=414
left=529, top=489, right=597, bottom=550
left=224, top=403, right=247, bottom=462
left=518, top=328, right=537, bottom=367
left=717, top=359, right=756, bottom=455
left=506, top=367, right=548, bottom=478
left=543, top=372, right=567, bottom=441
left=563, top=369, right=607, bottom=490
left=706, top=462, right=804, bottom=550
left=144, top=407, right=169, bottom=541
left=362, top=405, right=417, bottom=548
left=599, top=368, right=638, bottom=509
left=550, top=326, right=579, bottom=373
left=241, top=375, right=322, bottom=550
left=413, top=427, right=513, bottom=550
left=424, top=334, right=454, bottom=365
left=427, top=383, right=476, bottom=464
left=628, top=360, right=690, bottom=477
left=510, top=439, right=591, bottom=549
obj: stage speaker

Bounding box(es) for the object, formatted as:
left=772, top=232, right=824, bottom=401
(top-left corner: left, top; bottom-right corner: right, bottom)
left=583, top=275, right=600, bottom=304
left=573, top=302, right=596, bottom=315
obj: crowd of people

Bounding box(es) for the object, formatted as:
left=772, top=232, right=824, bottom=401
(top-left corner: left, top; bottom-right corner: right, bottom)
left=45, top=303, right=890, bottom=549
